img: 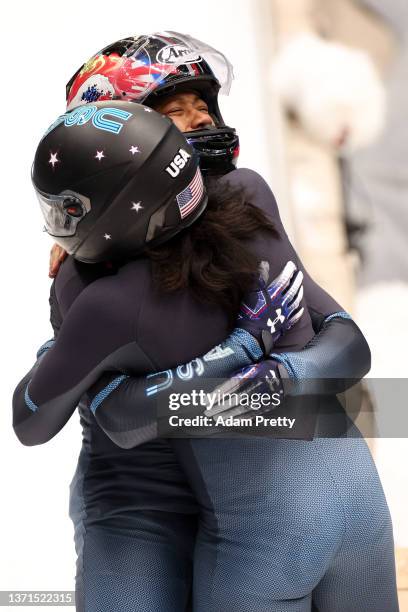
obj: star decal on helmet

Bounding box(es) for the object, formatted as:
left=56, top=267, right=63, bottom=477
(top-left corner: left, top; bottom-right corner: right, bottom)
left=95, top=150, right=105, bottom=161
left=131, top=201, right=143, bottom=212
left=49, top=152, right=59, bottom=168
left=129, top=145, right=141, bottom=155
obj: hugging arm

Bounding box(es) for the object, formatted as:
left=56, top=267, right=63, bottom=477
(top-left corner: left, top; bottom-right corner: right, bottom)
left=232, top=168, right=371, bottom=391
left=13, top=265, right=293, bottom=447
left=87, top=327, right=263, bottom=448
left=272, top=212, right=371, bottom=393
left=273, top=289, right=371, bottom=396
left=18, top=272, right=368, bottom=450
left=89, top=277, right=370, bottom=450
left=82, top=261, right=305, bottom=448
left=12, top=279, right=155, bottom=446
left=12, top=319, right=265, bottom=448
left=89, top=304, right=369, bottom=449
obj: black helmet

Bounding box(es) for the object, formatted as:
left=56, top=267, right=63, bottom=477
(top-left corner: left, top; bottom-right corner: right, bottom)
left=32, top=101, right=207, bottom=263
left=66, top=31, right=239, bottom=175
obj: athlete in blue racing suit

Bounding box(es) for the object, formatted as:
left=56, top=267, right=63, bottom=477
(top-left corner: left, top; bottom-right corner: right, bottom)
left=13, top=167, right=398, bottom=611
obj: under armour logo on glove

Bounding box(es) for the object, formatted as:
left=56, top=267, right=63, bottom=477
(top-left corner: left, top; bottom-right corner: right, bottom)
left=267, top=309, right=286, bottom=334
left=236, top=260, right=304, bottom=355
left=203, top=358, right=285, bottom=421
left=264, top=366, right=285, bottom=395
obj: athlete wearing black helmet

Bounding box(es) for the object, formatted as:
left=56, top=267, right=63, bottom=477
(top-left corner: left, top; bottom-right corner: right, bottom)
left=66, top=31, right=239, bottom=176
left=13, top=32, right=398, bottom=612
left=33, top=101, right=207, bottom=263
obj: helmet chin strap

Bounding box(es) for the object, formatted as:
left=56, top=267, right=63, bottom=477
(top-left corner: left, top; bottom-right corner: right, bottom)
left=184, top=126, right=240, bottom=176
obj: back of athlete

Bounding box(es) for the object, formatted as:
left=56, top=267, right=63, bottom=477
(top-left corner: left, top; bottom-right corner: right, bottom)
left=27, top=169, right=398, bottom=611
left=57, top=170, right=398, bottom=612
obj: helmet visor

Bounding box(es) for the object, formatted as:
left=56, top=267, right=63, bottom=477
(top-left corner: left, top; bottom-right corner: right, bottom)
left=36, top=190, right=91, bottom=237
left=160, top=32, right=234, bottom=95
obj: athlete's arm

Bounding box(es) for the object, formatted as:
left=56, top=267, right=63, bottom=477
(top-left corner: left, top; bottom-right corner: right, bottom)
left=76, top=262, right=305, bottom=449
left=90, top=307, right=369, bottom=449
left=227, top=168, right=371, bottom=382
left=195, top=172, right=371, bottom=417
left=86, top=328, right=263, bottom=449
left=13, top=260, right=303, bottom=447
left=12, top=276, right=154, bottom=446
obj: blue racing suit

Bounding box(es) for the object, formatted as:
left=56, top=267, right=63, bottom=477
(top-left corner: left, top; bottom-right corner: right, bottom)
left=13, top=169, right=398, bottom=611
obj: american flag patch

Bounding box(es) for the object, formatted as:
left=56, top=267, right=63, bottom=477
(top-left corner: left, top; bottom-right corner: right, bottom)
left=176, top=168, right=204, bottom=219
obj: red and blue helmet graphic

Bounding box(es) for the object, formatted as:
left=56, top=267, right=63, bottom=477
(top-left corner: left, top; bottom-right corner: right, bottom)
left=66, top=32, right=229, bottom=111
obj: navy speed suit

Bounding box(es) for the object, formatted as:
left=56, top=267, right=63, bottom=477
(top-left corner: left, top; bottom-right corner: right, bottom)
left=13, top=169, right=398, bottom=611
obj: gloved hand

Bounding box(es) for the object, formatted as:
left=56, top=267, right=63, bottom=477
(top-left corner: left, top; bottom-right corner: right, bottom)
left=236, top=260, right=304, bottom=355
left=204, top=358, right=284, bottom=421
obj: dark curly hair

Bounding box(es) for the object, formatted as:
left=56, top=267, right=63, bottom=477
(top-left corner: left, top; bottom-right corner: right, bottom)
left=146, top=178, right=279, bottom=321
